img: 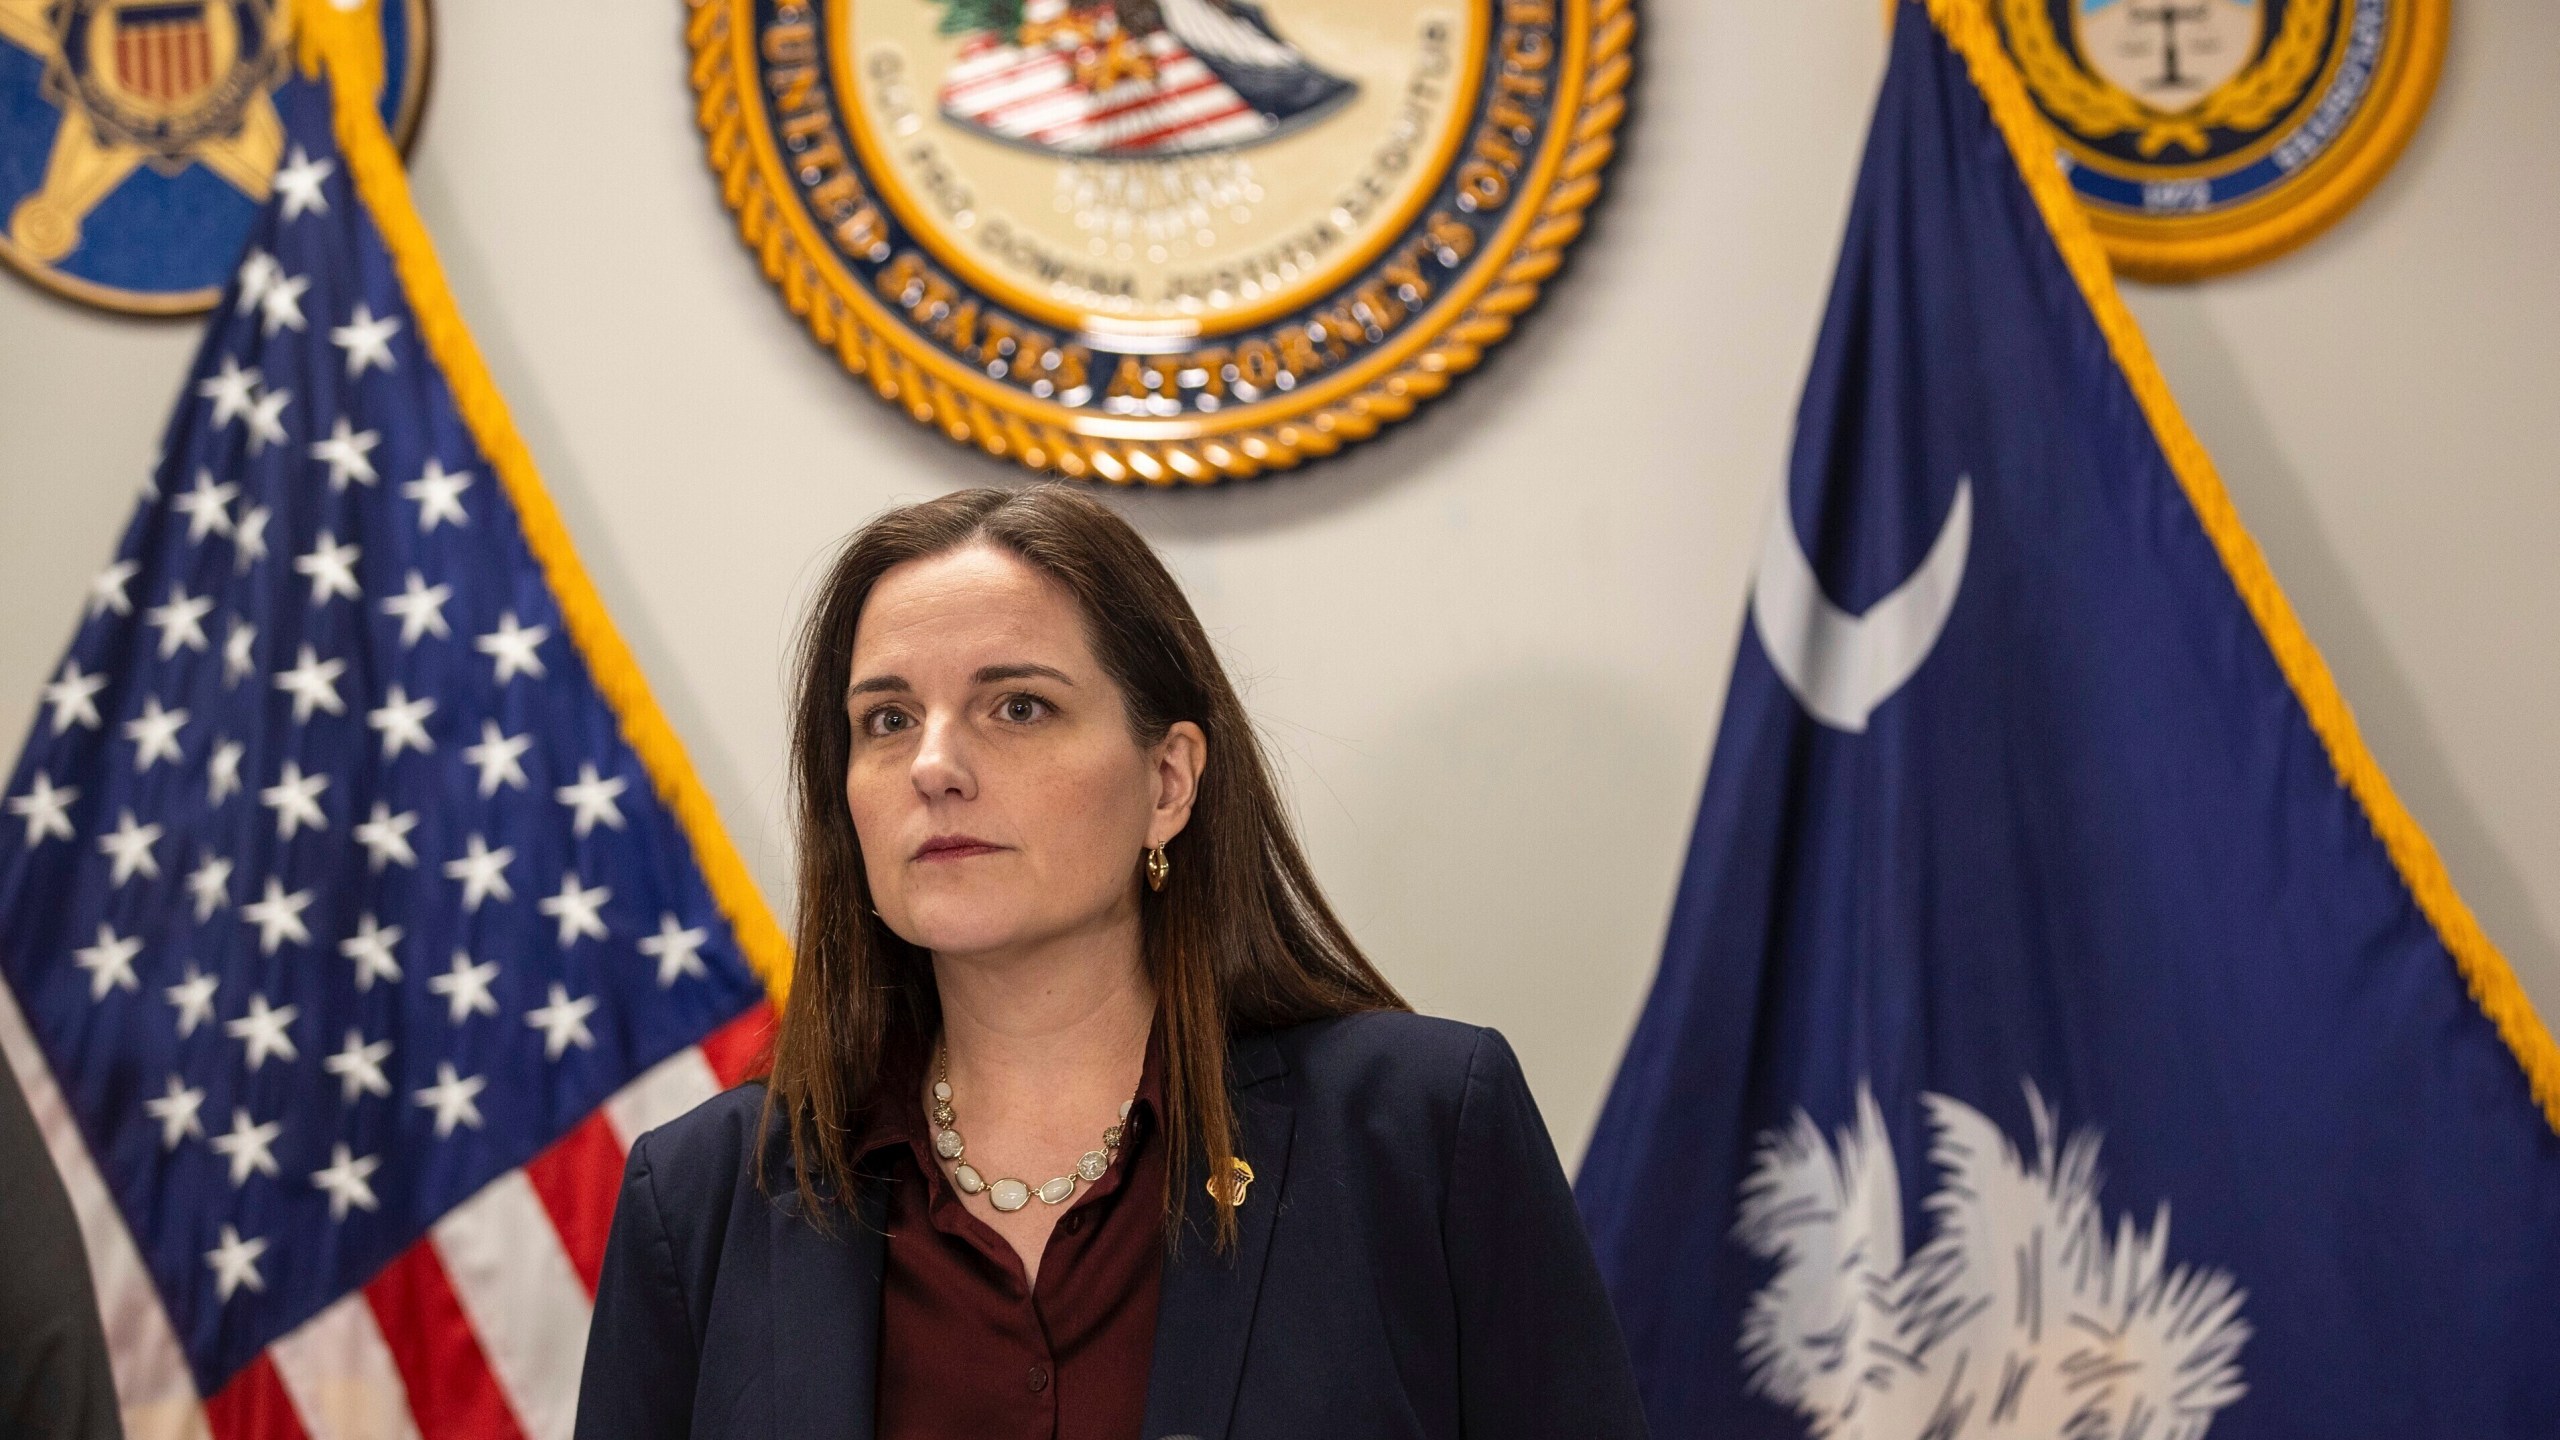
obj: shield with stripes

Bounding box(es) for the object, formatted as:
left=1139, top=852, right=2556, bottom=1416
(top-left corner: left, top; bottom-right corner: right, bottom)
left=933, top=0, right=1356, bottom=157
left=106, top=3, right=222, bottom=112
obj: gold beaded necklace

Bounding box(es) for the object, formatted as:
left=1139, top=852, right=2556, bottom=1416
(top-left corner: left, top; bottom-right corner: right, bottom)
left=929, top=1043, right=1135, bottom=1214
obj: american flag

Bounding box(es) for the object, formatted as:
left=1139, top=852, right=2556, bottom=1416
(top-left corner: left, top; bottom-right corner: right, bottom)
left=0, top=62, right=780, bottom=1440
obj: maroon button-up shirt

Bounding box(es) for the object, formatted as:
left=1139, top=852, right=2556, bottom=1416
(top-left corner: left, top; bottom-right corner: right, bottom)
left=857, top=1022, right=1168, bottom=1440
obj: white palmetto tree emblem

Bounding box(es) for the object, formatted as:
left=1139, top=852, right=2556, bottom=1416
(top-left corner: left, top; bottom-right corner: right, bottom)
left=1735, top=1085, right=2251, bottom=1440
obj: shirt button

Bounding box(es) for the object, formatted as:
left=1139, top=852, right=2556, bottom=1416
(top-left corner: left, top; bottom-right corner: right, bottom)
left=1062, top=1213, right=1083, bottom=1233
left=1027, top=1364, right=1051, bottom=1393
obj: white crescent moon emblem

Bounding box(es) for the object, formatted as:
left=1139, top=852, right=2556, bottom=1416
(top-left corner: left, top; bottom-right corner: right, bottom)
left=1750, top=476, right=1973, bottom=733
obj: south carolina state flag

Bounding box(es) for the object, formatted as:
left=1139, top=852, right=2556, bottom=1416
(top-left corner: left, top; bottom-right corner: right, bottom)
left=1574, top=3, right=2560, bottom=1437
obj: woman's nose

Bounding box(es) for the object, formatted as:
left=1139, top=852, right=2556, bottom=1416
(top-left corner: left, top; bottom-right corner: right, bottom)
left=909, top=714, right=976, bottom=801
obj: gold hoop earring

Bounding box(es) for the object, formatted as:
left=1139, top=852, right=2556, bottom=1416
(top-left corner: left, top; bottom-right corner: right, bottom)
left=1144, top=844, right=1170, bottom=892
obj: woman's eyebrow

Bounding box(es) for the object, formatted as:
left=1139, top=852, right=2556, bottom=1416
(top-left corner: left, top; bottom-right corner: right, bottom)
left=846, top=674, right=909, bottom=698
left=974, top=663, right=1075, bottom=686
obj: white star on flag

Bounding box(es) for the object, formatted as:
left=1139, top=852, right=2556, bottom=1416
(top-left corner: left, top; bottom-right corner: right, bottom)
left=367, top=684, right=437, bottom=759
left=240, top=877, right=316, bottom=954
left=309, top=418, right=382, bottom=491
left=198, top=357, right=262, bottom=429
left=526, top=984, right=600, bottom=1060
left=446, top=844, right=522, bottom=930
left=381, top=570, right=453, bottom=646
left=556, top=763, right=629, bottom=837
left=97, top=810, right=164, bottom=886
left=260, top=760, right=330, bottom=839
left=184, top=852, right=234, bottom=922
left=259, top=269, right=311, bottom=336
left=274, top=644, right=347, bottom=722
left=353, top=803, right=420, bottom=871
left=243, top=386, right=291, bottom=454
left=294, top=529, right=363, bottom=603
left=10, top=773, right=77, bottom=847
left=463, top=721, right=532, bottom=796
left=209, top=1108, right=283, bottom=1187
left=338, top=913, right=405, bottom=989
left=475, top=611, right=549, bottom=685
left=235, top=249, right=280, bottom=312
left=12, top=773, right=79, bottom=850
left=640, top=913, right=712, bottom=988
left=403, top=459, right=471, bottom=531
left=224, top=993, right=301, bottom=1071
left=324, top=1031, right=395, bottom=1103
left=171, top=472, right=239, bottom=542
left=44, top=661, right=108, bottom=734
left=539, top=874, right=612, bottom=947
left=234, top=504, right=272, bottom=572
left=123, top=696, right=189, bottom=770
left=331, top=303, right=401, bottom=377
left=165, top=966, right=220, bottom=1037
left=428, top=950, right=501, bottom=1024
left=146, top=1075, right=207, bottom=1149
left=87, top=560, right=139, bottom=619
left=207, top=739, right=246, bottom=805
left=222, top=619, right=258, bottom=687
left=414, top=1062, right=488, bottom=1139
left=205, top=1225, right=269, bottom=1302
left=73, top=924, right=143, bottom=1001
left=272, top=145, right=335, bottom=221
left=145, top=587, right=214, bottom=659
left=311, top=1144, right=383, bottom=1221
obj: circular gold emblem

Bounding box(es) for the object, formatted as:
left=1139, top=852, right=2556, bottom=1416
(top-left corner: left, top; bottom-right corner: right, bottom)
left=0, top=0, right=433, bottom=315
left=685, top=0, right=1631, bottom=482
left=1987, top=0, right=2445, bottom=281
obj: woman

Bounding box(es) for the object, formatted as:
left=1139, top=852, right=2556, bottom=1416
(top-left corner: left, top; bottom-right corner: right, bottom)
left=575, top=486, right=1647, bottom=1440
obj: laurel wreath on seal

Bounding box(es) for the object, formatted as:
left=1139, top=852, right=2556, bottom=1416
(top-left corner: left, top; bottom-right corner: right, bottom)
left=1997, top=0, right=2331, bottom=157
left=683, top=0, right=1634, bottom=484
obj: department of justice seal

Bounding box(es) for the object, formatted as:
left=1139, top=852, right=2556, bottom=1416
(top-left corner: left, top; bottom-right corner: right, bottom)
left=686, top=0, right=1632, bottom=482
left=0, top=0, right=431, bottom=315
left=1990, top=0, right=2445, bottom=281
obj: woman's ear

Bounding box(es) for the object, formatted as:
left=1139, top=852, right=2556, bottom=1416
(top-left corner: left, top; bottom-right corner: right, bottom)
left=1149, top=720, right=1208, bottom=845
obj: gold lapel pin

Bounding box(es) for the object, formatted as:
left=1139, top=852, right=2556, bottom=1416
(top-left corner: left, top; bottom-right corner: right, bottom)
left=1208, top=1157, right=1255, bottom=1209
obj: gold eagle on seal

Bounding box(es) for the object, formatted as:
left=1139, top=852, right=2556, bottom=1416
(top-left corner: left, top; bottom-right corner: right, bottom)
left=1997, top=0, right=2330, bottom=157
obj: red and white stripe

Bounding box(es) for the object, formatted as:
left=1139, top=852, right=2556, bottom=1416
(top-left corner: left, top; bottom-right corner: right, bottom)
left=938, top=30, right=1268, bottom=157
left=0, top=977, right=775, bottom=1440
left=116, top=18, right=215, bottom=108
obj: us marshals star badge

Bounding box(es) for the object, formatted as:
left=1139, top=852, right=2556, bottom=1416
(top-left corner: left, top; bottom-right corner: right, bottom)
left=0, top=0, right=431, bottom=315
left=1988, top=0, right=2446, bottom=281
left=686, top=0, right=1632, bottom=482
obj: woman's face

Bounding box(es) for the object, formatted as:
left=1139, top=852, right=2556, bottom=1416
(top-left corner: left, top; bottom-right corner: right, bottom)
left=843, top=543, right=1204, bottom=961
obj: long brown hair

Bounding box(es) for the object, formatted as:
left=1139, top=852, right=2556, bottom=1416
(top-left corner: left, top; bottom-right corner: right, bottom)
left=761, top=485, right=1407, bottom=1249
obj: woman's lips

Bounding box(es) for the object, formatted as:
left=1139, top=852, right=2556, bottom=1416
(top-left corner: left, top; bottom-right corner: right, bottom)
left=914, top=836, right=1004, bottom=862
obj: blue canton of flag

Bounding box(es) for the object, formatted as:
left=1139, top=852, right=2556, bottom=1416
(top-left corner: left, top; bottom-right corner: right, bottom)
left=0, top=53, right=776, bottom=1440
left=1576, top=3, right=2560, bottom=1438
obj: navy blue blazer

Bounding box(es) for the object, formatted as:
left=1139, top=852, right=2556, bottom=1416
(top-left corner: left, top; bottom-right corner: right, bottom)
left=574, top=1009, right=1649, bottom=1440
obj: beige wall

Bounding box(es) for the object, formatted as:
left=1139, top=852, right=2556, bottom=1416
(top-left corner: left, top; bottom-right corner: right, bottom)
left=2, top=2, right=2553, bottom=1168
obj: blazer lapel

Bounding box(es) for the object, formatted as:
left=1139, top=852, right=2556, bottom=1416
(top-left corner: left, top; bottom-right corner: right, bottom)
left=769, top=1163, right=888, bottom=1440
left=1141, top=1031, right=1297, bottom=1440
